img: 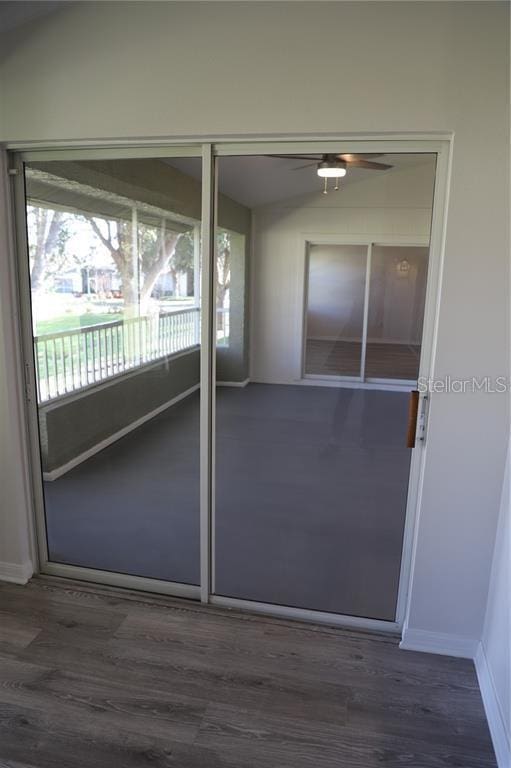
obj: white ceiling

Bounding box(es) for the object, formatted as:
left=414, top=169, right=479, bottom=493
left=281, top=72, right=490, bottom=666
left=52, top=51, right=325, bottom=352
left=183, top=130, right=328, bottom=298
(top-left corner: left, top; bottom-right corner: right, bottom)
left=167, top=153, right=435, bottom=209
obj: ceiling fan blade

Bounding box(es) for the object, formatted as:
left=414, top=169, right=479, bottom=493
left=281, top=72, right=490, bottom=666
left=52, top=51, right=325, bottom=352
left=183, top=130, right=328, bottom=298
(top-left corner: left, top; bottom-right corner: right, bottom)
left=343, top=158, right=393, bottom=170
left=338, top=153, right=385, bottom=161
left=292, top=162, right=318, bottom=170
left=265, top=154, right=319, bottom=161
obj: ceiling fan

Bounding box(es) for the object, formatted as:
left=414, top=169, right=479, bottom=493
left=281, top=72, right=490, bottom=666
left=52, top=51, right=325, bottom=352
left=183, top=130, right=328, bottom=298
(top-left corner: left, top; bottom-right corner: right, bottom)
left=266, top=153, right=393, bottom=194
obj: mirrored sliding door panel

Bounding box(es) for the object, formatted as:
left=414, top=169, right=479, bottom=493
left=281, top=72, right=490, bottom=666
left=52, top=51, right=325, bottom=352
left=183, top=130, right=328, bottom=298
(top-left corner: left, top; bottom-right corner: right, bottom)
left=25, top=155, right=202, bottom=585
left=20, top=146, right=437, bottom=619
left=213, top=152, right=437, bottom=621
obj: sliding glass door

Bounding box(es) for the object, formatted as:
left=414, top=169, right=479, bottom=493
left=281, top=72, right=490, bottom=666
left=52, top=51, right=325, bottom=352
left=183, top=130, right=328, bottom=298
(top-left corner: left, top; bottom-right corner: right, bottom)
left=304, top=243, right=429, bottom=385
left=14, top=141, right=442, bottom=626
left=211, top=151, right=436, bottom=622
left=22, top=153, right=203, bottom=590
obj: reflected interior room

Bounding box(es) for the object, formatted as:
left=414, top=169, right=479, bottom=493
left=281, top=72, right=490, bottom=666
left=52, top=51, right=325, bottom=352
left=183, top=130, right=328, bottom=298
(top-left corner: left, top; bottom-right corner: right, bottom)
left=28, top=151, right=436, bottom=621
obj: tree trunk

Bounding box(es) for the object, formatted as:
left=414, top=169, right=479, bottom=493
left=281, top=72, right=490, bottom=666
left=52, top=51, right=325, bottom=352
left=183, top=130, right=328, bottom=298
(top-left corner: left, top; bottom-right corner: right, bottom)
left=117, top=262, right=138, bottom=317
left=30, top=209, right=64, bottom=293
left=186, top=267, right=194, bottom=297
left=216, top=246, right=231, bottom=309
left=86, top=218, right=181, bottom=317
left=139, top=232, right=181, bottom=314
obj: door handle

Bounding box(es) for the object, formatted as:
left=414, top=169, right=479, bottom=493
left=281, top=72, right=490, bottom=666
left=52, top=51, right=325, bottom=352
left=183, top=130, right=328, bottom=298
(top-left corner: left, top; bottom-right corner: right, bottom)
left=406, top=390, right=420, bottom=448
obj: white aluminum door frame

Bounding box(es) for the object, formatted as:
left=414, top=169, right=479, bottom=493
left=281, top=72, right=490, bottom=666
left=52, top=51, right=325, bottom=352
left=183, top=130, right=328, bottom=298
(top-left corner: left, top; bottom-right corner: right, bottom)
left=8, top=135, right=452, bottom=634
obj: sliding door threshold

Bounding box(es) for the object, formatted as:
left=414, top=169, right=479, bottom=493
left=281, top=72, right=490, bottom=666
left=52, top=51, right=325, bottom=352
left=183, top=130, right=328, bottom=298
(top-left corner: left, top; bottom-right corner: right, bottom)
left=28, top=574, right=400, bottom=641
left=210, top=595, right=400, bottom=635
left=40, top=561, right=200, bottom=601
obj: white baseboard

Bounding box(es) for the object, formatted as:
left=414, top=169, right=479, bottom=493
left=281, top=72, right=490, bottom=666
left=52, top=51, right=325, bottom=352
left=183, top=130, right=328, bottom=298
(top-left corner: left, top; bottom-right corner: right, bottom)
left=43, top=383, right=200, bottom=481
left=216, top=378, right=250, bottom=388
left=0, top=560, right=33, bottom=584
left=399, top=628, right=479, bottom=658
left=475, top=643, right=510, bottom=768
left=385, top=627, right=506, bottom=767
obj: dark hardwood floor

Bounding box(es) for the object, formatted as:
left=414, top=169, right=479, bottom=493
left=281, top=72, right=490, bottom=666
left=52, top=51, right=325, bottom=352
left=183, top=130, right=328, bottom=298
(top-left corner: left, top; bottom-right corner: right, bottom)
left=0, top=578, right=496, bottom=768
left=305, top=339, right=421, bottom=379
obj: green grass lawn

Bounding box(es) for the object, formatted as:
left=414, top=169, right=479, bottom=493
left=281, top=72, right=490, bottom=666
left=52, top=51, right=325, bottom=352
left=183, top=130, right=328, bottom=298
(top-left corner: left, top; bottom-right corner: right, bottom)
left=35, top=313, right=122, bottom=336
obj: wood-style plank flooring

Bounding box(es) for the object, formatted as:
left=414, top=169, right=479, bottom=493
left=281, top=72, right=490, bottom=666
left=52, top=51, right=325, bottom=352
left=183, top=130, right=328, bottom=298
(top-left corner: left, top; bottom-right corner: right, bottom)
left=0, top=579, right=497, bottom=768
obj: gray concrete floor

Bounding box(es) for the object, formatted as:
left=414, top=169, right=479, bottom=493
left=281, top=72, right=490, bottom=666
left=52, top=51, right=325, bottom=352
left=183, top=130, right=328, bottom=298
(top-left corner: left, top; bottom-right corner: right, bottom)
left=44, top=384, right=412, bottom=621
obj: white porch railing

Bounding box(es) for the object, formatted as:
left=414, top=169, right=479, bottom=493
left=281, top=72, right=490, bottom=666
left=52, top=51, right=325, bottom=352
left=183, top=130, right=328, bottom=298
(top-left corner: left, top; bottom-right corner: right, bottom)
left=34, top=306, right=231, bottom=404
left=34, top=307, right=201, bottom=403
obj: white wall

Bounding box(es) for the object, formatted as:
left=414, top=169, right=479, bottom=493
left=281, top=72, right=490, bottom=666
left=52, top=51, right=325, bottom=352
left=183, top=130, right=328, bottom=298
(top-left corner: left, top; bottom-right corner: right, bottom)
left=251, top=161, right=434, bottom=383
left=0, top=2, right=508, bottom=653
left=477, top=440, right=510, bottom=767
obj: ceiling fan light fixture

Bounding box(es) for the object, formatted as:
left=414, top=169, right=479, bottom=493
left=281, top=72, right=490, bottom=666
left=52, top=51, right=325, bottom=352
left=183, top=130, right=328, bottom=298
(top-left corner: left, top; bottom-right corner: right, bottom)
left=317, top=162, right=347, bottom=178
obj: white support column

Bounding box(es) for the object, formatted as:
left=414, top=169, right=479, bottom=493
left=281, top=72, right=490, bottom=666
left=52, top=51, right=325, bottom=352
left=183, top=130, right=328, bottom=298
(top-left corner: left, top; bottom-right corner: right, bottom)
left=193, top=223, right=201, bottom=307
left=131, top=205, right=139, bottom=316
left=193, top=223, right=201, bottom=344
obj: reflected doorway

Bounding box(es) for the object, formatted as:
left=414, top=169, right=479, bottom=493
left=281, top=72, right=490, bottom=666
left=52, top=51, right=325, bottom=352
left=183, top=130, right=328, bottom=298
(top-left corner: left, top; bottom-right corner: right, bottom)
left=304, top=243, right=429, bottom=384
